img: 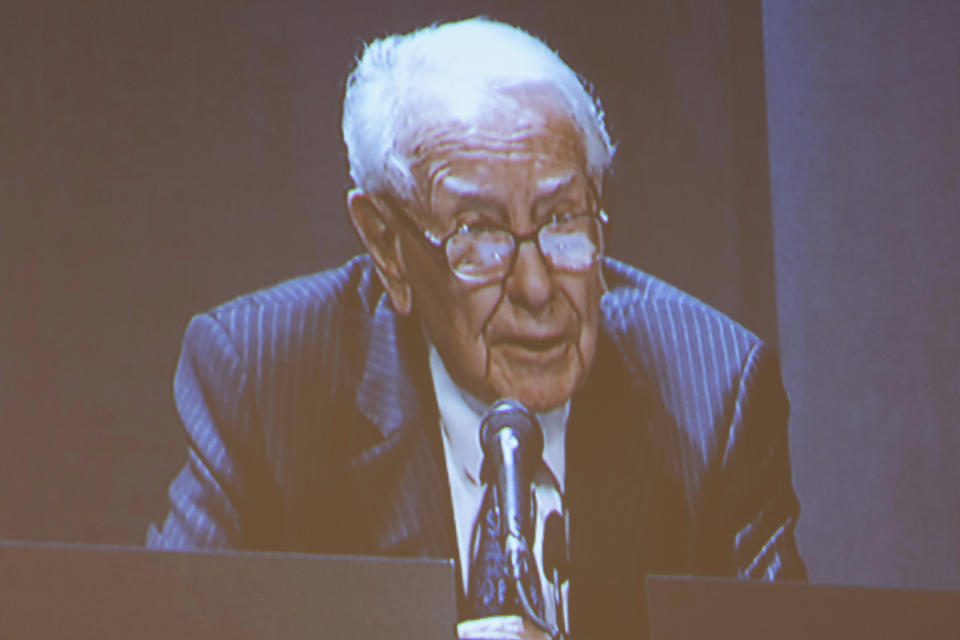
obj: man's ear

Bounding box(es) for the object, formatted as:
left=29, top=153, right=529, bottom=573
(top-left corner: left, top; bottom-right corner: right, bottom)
left=346, top=188, right=413, bottom=315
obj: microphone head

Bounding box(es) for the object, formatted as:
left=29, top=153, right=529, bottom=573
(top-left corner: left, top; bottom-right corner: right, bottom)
left=479, top=398, right=544, bottom=462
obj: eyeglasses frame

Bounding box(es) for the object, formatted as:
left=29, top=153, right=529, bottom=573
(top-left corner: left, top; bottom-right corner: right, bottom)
left=378, top=192, right=609, bottom=284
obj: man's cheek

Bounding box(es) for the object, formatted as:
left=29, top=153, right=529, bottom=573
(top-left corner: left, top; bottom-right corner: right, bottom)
left=562, top=275, right=602, bottom=369
left=472, top=287, right=507, bottom=336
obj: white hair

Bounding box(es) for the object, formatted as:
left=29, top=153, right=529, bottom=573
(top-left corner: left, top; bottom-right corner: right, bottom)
left=342, top=17, right=615, bottom=200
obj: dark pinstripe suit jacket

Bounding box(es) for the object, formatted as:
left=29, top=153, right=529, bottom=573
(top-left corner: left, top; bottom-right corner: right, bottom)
left=149, top=254, right=806, bottom=639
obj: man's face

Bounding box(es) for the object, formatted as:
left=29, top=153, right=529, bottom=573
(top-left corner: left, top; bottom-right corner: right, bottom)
left=397, top=98, right=604, bottom=412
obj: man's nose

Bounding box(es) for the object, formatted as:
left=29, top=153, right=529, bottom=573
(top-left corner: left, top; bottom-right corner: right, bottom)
left=504, top=240, right=555, bottom=311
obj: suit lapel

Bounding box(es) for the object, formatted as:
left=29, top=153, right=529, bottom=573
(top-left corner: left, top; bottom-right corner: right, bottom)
left=351, top=295, right=457, bottom=560
left=565, top=320, right=690, bottom=639
left=565, top=325, right=647, bottom=636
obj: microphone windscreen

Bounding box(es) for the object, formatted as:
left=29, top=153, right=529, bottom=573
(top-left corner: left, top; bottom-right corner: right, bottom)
left=479, top=398, right=544, bottom=460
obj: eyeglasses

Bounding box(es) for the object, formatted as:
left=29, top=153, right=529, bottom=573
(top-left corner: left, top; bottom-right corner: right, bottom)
left=383, top=195, right=608, bottom=285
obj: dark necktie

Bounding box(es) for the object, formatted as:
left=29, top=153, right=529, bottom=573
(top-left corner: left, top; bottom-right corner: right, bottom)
left=467, top=486, right=543, bottom=619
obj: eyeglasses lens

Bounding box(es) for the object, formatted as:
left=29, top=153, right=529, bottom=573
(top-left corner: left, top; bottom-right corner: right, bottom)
left=538, top=217, right=601, bottom=271
left=446, top=230, right=515, bottom=282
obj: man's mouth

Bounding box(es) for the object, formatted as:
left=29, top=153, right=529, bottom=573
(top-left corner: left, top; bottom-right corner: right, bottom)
left=494, top=334, right=570, bottom=363
left=506, top=334, right=566, bottom=352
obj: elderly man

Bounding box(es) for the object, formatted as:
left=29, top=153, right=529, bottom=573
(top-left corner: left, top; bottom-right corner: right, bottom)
left=149, top=17, right=806, bottom=639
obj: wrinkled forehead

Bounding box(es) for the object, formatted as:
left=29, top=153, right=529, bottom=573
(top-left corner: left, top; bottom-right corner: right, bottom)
left=402, top=83, right=590, bottom=195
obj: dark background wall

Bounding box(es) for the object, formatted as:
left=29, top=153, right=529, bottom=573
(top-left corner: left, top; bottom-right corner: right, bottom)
left=1, top=0, right=956, bottom=592
left=764, top=0, right=960, bottom=589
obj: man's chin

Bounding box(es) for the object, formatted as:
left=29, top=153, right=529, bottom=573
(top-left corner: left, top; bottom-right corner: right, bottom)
left=512, top=387, right=575, bottom=413
left=486, top=362, right=582, bottom=413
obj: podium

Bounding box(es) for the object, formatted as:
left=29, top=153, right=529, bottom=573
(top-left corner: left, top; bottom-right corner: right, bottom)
left=2, top=541, right=958, bottom=639
left=646, top=574, right=960, bottom=639
left=0, top=541, right=457, bottom=639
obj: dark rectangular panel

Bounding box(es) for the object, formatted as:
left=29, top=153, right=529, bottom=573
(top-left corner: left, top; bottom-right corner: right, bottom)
left=0, top=542, right=457, bottom=640
left=647, top=575, right=960, bottom=640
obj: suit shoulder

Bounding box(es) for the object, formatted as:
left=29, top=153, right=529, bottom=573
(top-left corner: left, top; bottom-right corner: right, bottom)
left=598, top=259, right=781, bottom=492
left=207, top=254, right=380, bottom=322
left=181, top=254, right=381, bottom=390
left=601, top=257, right=761, bottom=356
left=599, top=257, right=765, bottom=428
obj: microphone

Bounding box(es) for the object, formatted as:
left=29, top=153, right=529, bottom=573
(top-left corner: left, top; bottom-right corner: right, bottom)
left=479, top=398, right=544, bottom=567
left=479, top=399, right=560, bottom=638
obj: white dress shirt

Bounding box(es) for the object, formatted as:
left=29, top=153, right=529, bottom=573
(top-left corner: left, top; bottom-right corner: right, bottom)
left=428, top=343, right=569, bottom=629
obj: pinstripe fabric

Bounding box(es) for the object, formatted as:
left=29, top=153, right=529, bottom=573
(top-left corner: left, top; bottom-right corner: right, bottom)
left=563, top=259, right=806, bottom=638
left=148, top=254, right=805, bottom=637
left=148, top=255, right=456, bottom=558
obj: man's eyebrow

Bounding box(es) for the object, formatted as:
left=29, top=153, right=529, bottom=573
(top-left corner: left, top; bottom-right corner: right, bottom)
left=437, top=175, right=485, bottom=198
left=533, top=171, right=581, bottom=205
left=435, top=176, right=509, bottom=218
